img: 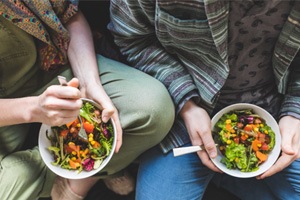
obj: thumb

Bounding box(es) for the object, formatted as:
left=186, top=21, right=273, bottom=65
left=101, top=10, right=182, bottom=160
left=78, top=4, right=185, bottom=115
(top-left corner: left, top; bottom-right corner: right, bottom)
left=67, top=78, right=80, bottom=88
left=205, top=142, right=218, bottom=158
left=202, top=134, right=218, bottom=158
left=281, top=132, right=295, bottom=155
left=101, top=107, right=114, bottom=123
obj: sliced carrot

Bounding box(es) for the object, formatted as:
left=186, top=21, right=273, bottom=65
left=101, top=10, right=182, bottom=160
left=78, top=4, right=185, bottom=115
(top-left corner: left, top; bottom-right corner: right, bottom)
left=69, top=159, right=80, bottom=169
left=92, top=141, right=101, bottom=148
left=64, top=143, right=77, bottom=153
left=251, top=139, right=261, bottom=152
left=225, top=124, right=232, bottom=131
left=256, top=151, right=268, bottom=162
left=66, top=120, right=75, bottom=128
left=241, top=135, right=247, bottom=141
left=72, top=118, right=79, bottom=127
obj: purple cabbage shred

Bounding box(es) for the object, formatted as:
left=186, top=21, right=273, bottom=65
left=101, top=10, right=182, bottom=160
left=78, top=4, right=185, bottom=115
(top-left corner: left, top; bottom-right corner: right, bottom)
left=82, top=158, right=94, bottom=171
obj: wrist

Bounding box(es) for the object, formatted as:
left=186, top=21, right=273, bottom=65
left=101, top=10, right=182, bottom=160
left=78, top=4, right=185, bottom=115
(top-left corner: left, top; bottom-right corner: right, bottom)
left=180, top=99, right=197, bottom=119
left=24, top=96, right=40, bottom=123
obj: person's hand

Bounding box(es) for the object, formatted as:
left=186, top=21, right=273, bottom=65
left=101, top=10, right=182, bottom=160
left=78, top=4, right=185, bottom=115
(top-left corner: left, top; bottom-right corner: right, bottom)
left=180, top=100, right=221, bottom=172
left=64, top=9, right=122, bottom=153
left=81, top=82, right=123, bottom=153
left=35, top=78, right=82, bottom=126
left=257, top=115, right=300, bottom=179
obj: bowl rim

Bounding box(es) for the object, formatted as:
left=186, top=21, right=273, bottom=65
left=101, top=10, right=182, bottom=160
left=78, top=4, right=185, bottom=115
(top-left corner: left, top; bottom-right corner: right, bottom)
left=210, top=103, right=281, bottom=178
left=38, top=98, right=117, bottom=179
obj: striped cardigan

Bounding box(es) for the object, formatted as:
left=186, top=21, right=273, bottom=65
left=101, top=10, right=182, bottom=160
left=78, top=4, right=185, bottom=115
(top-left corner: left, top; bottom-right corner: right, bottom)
left=109, top=0, right=300, bottom=152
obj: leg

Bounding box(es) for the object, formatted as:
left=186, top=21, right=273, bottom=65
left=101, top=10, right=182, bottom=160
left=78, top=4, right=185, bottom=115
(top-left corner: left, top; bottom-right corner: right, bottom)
left=35, top=54, right=175, bottom=174
left=96, top=55, right=175, bottom=176
left=0, top=124, right=55, bottom=200
left=212, top=159, right=300, bottom=200
left=52, top=55, right=175, bottom=197
left=212, top=174, right=276, bottom=200
left=136, top=143, right=214, bottom=200
left=265, top=159, right=300, bottom=199
left=52, top=55, right=174, bottom=198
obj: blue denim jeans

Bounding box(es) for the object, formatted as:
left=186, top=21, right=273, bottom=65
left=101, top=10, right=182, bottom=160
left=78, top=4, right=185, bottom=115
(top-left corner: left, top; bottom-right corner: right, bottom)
left=136, top=143, right=300, bottom=200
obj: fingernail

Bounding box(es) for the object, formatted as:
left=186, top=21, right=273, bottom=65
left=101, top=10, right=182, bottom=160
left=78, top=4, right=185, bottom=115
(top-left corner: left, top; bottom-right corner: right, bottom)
left=102, top=116, right=108, bottom=123
left=210, top=151, right=217, bottom=158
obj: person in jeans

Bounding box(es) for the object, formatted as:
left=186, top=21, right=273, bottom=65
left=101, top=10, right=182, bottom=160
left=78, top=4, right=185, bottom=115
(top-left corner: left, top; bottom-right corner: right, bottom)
left=0, top=1, right=174, bottom=199
left=109, top=0, right=300, bottom=199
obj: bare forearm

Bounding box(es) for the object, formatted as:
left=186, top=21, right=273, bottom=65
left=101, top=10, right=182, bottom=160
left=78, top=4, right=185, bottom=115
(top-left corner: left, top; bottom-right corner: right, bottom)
left=0, top=97, right=37, bottom=126
left=66, top=10, right=101, bottom=90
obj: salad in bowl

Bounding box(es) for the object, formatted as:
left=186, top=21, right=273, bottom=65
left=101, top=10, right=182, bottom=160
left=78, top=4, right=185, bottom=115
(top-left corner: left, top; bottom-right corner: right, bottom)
left=211, top=103, right=281, bottom=178
left=39, top=98, right=116, bottom=179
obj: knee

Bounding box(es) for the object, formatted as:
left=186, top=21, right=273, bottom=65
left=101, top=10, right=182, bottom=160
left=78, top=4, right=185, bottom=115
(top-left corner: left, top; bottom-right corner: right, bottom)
left=131, top=80, right=175, bottom=140
left=146, top=84, right=175, bottom=134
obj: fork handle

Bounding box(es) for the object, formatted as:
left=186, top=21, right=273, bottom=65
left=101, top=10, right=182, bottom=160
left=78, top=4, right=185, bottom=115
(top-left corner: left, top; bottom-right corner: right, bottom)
left=57, top=75, right=68, bottom=86
left=173, top=146, right=203, bottom=157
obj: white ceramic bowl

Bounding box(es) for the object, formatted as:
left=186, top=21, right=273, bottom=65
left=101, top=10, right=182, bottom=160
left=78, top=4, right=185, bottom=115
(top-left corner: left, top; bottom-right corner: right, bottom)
left=211, top=103, right=281, bottom=178
left=38, top=98, right=117, bottom=179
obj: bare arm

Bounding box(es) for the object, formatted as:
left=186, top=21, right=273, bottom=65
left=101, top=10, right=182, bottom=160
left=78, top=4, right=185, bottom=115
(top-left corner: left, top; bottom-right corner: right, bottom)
left=0, top=79, right=82, bottom=127
left=65, top=10, right=123, bottom=152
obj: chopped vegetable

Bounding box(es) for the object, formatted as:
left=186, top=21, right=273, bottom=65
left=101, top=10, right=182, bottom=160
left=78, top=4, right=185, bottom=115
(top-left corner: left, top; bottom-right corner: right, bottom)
left=213, top=109, right=276, bottom=172
left=256, top=151, right=268, bottom=162
left=47, top=101, right=114, bottom=173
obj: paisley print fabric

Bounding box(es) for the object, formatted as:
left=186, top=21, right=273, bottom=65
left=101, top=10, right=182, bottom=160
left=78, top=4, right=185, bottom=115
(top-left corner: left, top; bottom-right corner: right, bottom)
left=0, top=0, right=79, bottom=70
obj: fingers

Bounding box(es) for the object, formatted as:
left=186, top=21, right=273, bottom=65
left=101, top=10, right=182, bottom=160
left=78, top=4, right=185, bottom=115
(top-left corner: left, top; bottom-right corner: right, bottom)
left=43, top=109, right=80, bottom=126
left=42, top=97, right=83, bottom=110
left=279, top=116, right=300, bottom=155
left=202, top=139, right=217, bottom=158
left=198, top=151, right=222, bottom=173
left=188, top=119, right=217, bottom=158
left=38, top=82, right=82, bottom=125
left=286, top=123, right=300, bottom=156
left=198, top=127, right=217, bottom=158
left=46, top=85, right=82, bottom=100
left=101, top=106, right=114, bottom=123
left=191, top=128, right=219, bottom=171
left=257, top=153, right=294, bottom=179
left=197, top=131, right=220, bottom=172
left=280, top=127, right=295, bottom=155
left=77, top=82, right=122, bottom=152
left=256, top=116, right=300, bottom=180
left=110, top=111, right=123, bottom=153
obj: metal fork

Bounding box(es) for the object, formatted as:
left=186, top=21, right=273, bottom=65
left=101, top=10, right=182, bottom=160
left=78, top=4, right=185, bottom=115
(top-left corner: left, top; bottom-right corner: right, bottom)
left=57, top=76, right=88, bottom=141
left=76, top=115, right=88, bottom=141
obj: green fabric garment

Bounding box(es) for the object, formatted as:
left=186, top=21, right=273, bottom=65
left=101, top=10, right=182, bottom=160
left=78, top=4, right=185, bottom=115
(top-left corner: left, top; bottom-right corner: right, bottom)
left=0, top=0, right=79, bottom=70
left=0, top=55, right=174, bottom=200
left=0, top=16, right=39, bottom=97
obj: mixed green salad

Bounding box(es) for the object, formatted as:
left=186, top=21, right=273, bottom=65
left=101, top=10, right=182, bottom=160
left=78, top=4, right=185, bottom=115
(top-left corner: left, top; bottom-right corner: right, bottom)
left=46, top=101, right=114, bottom=173
left=213, top=109, right=275, bottom=172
